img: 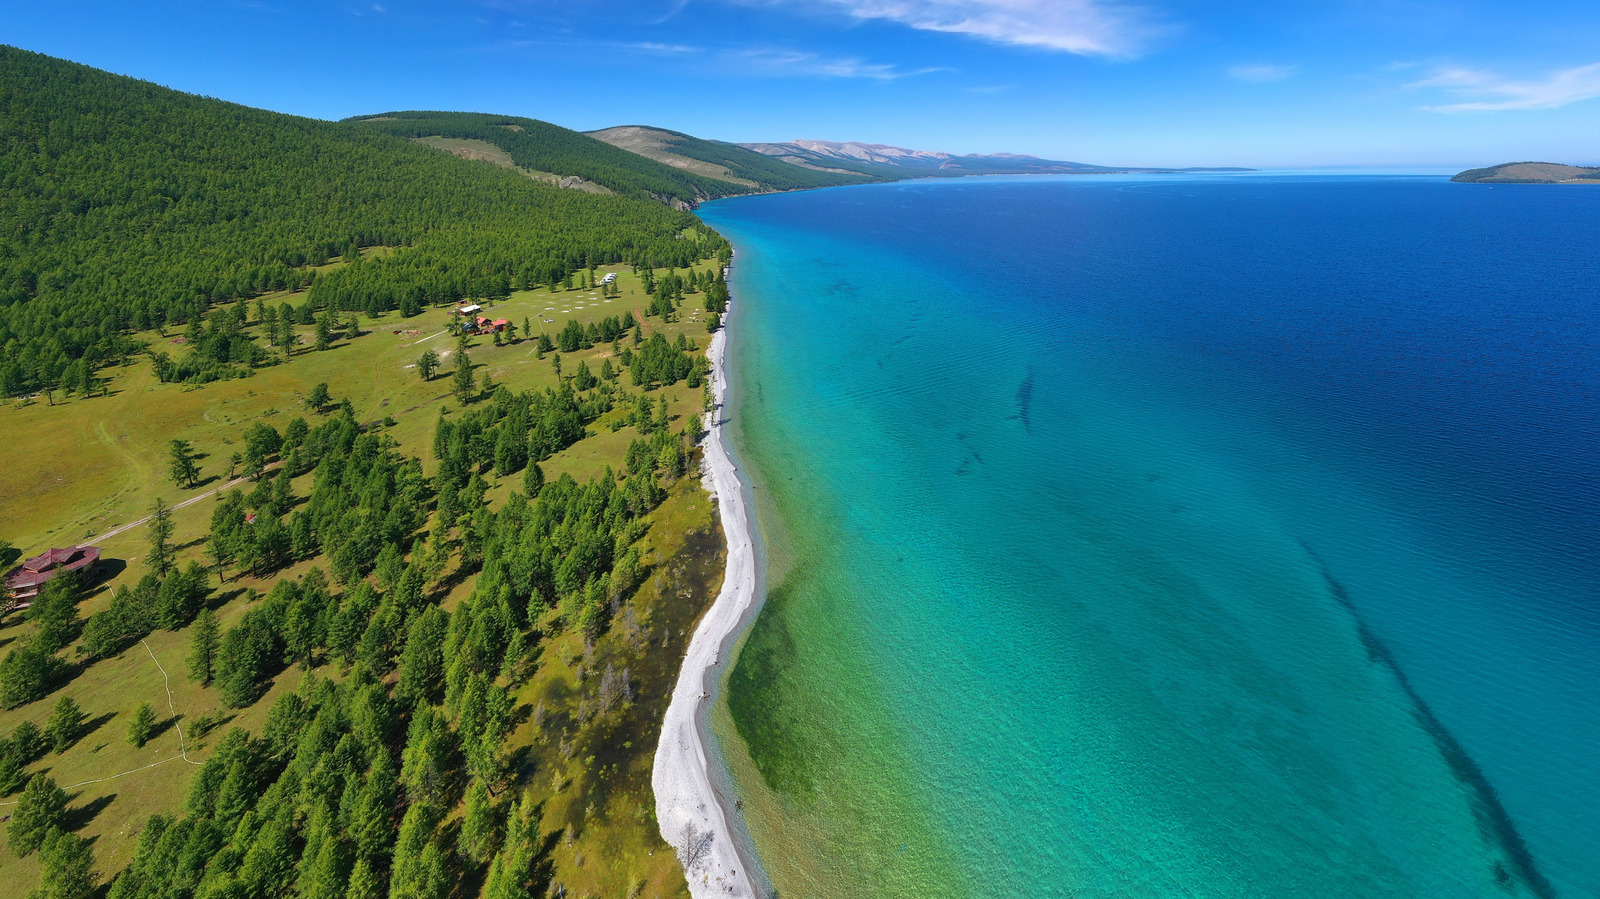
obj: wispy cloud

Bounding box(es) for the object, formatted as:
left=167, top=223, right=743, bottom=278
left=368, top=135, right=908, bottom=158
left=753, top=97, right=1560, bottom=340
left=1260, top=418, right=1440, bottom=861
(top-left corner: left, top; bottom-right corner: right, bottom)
left=495, top=35, right=932, bottom=80
left=1228, top=63, right=1296, bottom=83
left=625, top=41, right=702, bottom=53
left=1412, top=62, right=1600, bottom=112
left=798, top=0, right=1158, bottom=58
left=729, top=47, right=946, bottom=79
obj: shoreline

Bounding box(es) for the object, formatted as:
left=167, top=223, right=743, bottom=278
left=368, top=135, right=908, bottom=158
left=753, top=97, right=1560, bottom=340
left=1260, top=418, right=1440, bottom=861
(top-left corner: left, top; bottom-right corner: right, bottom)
left=652, top=262, right=767, bottom=898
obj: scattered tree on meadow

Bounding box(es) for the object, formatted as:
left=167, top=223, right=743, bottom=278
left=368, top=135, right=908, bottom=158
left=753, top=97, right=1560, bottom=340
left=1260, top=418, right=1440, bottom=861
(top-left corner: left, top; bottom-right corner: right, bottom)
left=314, top=313, right=334, bottom=352
left=417, top=348, right=440, bottom=381
left=0, top=638, right=65, bottom=710
left=147, top=497, right=174, bottom=578
left=305, top=381, right=331, bottom=413
left=167, top=439, right=201, bottom=489
left=452, top=349, right=475, bottom=405
left=45, top=695, right=85, bottom=754
left=127, top=702, right=157, bottom=748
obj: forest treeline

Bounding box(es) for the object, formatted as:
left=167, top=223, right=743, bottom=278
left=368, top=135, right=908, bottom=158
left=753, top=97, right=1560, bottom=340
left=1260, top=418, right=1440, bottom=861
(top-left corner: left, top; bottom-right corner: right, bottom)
left=0, top=46, right=726, bottom=398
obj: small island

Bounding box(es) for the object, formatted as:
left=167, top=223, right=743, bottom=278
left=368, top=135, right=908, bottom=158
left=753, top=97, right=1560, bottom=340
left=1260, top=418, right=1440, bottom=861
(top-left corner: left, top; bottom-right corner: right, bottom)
left=1452, top=161, right=1600, bottom=183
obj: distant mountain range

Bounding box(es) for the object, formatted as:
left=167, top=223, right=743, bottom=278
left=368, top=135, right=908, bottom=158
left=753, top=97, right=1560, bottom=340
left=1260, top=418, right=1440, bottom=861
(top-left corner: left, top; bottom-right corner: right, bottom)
left=580, top=128, right=1250, bottom=194
left=1452, top=161, right=1600, bottom=184
left=736, top=138, right=1252, bottom=178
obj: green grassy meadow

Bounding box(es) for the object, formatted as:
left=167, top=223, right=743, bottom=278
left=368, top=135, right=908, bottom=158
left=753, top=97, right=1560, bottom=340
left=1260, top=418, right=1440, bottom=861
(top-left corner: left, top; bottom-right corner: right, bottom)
left=0, top=259, right=725, bottom=896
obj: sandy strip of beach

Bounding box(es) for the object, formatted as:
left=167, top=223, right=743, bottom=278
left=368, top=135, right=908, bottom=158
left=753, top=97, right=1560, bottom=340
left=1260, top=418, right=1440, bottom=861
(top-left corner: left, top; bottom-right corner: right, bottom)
left=652, top=288, right=764, bottom=898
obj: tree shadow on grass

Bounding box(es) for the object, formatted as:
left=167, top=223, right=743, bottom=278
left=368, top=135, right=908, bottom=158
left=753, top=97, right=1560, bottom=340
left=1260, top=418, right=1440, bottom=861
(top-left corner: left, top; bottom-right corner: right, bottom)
left=173, top=536, right=208, bottom=555
left=529, top=818, right=562, bottom=897
left=64, top=792, right=116, bottom=831
left=77, top=711, right=118, bottom=747
left=429, top=562, right=479, bottom=602
left=147, top=714, right=180, bottom=744
left=209, top=586, right=248, bottom=611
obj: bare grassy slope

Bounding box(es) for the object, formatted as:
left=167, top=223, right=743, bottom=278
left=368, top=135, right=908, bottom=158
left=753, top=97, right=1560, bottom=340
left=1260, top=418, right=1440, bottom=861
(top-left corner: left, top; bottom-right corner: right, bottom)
left=587, top=127, right=760, bottom=188
left=1452, top=161, right=1600, bottom=183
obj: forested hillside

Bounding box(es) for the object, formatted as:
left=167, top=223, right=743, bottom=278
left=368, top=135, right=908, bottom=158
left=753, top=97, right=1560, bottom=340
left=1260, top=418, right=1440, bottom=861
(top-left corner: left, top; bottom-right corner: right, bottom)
left=0, top=45, right=742, bottom=898
left=0, top=46, right=705, bottom=399
left=349, top=112, right=738, bottom=205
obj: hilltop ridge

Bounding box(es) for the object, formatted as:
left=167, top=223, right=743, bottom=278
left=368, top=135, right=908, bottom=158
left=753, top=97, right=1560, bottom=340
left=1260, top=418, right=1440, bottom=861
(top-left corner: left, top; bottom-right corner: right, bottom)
left=1452, top=161, right=1600, bottom=183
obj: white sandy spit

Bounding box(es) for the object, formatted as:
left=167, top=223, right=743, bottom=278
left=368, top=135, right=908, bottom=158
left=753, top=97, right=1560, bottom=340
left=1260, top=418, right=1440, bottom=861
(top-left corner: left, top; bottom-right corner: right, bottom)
left=652, top=295, right=764, bottom=898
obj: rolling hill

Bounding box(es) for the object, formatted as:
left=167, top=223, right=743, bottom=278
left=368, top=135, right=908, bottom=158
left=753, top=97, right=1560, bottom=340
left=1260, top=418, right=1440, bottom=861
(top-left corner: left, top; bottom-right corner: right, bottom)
left=0, top=46, right=709, bottom=399
left=1452, top=161, right=1600, bottom=183
left=349, top=111, right=744, bottom=206
left=586, top=125, right=878, bottom=192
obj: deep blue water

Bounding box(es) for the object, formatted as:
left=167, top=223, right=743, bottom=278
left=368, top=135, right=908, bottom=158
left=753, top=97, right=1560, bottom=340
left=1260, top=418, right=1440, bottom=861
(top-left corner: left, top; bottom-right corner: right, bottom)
left=706, top=175, right=1599, bottom=897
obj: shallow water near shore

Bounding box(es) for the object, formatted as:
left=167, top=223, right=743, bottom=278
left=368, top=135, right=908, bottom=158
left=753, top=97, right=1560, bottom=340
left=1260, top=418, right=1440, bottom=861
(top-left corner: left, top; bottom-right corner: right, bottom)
left=700, top=175, right=1599, bottom=898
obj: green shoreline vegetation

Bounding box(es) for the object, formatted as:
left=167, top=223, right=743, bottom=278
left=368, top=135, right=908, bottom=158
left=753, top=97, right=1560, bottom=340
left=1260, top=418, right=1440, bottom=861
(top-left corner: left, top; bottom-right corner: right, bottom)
left=0, top=45, right=743, bottom=899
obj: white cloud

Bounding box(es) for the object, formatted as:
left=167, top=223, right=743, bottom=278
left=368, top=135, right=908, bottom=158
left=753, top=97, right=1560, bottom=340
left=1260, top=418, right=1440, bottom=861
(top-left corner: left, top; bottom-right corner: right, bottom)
left=801, top=0, right=1157, bottom=57
left=1228, top=63, right=1296, bottom=83
left=626, top=41, right=702, bottom=53
left=728, top=47, right=945, bottom=78
left=1412, top=62, right=1600, bottom=112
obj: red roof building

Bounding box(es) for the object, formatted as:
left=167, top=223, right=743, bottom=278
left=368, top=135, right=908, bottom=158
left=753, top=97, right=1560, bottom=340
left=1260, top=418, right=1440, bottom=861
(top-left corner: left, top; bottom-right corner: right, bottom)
left=4, top=545, right=102, bottom=603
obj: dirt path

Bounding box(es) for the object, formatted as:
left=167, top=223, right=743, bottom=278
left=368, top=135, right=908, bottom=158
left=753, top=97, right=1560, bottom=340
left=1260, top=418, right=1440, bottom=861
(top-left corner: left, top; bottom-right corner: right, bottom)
left=0, top=641, right=201, bottom=808
left=88, top=463, right=280, bottom=545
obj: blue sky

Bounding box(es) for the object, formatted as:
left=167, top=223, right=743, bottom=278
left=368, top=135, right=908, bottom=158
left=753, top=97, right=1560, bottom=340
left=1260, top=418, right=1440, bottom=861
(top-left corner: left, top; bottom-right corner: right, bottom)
left=6, top=0, right=1599, bottom=166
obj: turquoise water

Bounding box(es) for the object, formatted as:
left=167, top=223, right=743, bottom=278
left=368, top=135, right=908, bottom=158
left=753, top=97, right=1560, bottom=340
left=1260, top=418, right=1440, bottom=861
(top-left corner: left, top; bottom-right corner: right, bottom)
left=703, top=175, right=1599, bottom=898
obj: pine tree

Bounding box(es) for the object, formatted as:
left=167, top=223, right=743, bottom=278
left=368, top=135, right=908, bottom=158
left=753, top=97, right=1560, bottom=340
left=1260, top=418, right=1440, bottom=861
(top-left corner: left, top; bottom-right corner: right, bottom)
left=31, top=572, right=82, bottom=653
left=458, top=780, right=500, bottom=865
left=45, top=695, right=85, bottom=754
left=344, top=858, right=383, bottom=899
left=0, top=749, right=23, bottom=797
left=0, top=639, right=62, bottom=709
left=417, top=348, right=440, bottom=381
left=127, top=702, right=157, bottom=748
left=7, top=773, right=68, bottom=856
left=452, top=348, right=475, bottom=405
left=167, top=439, right=201, bottom=488
left=314, top=313, right=334, bottom=351
left=395, top=607, right=448, bottom=709
left=148, top=497, right=175, bottom=578
left=33, top=828, right=98, bottom=899
left=297, top=832, right=351, bottom=899
left=187, top=608, right=219, bottom=685
left=305, top=381, right=331, bottom=413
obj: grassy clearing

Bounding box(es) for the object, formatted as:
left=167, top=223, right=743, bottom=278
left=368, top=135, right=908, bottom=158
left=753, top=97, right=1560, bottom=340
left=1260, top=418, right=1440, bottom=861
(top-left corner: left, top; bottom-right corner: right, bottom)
left=0, top=261, right=708, bottom=548
left=412, top=136, right=617, bottom=194
left=0, top=259, right=724, bottom=893
left=413, top=136, right=517, bottom=168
